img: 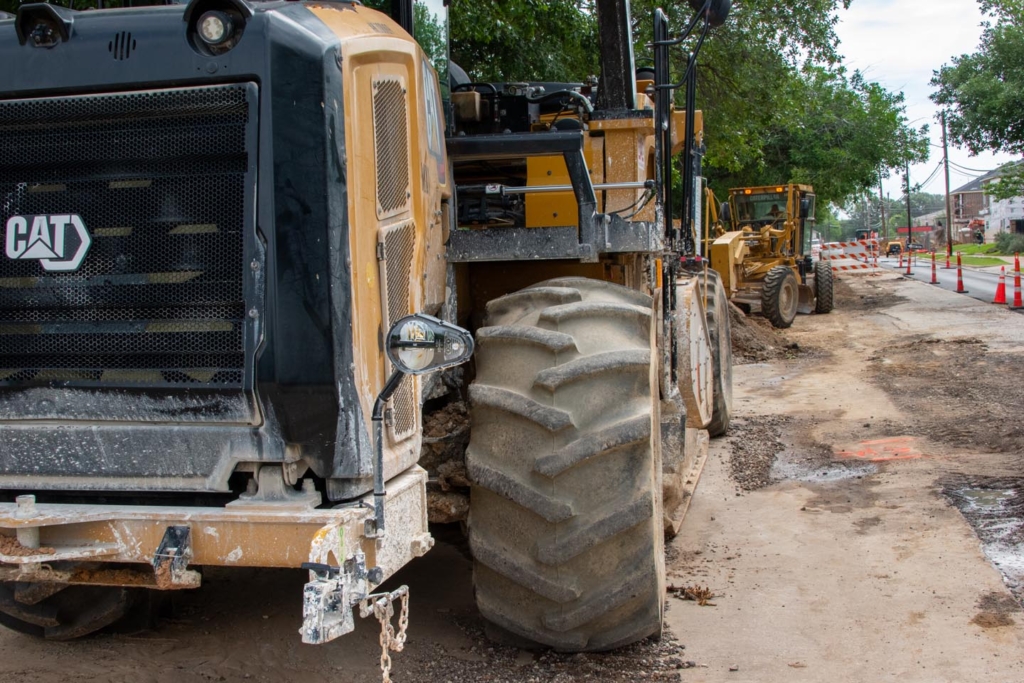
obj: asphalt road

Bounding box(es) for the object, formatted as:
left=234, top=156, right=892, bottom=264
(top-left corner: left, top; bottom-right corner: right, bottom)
left=877, top=255, right=1024, bottom=309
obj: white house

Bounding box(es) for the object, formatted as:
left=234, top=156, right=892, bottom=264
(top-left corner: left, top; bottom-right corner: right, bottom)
left=980, top=161, right=1024, bottom=241
left=982, top=194, right=1024, bottom=239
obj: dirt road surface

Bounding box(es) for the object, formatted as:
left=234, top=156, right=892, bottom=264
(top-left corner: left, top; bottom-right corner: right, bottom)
left=3, top=273, right=1024, bottom=682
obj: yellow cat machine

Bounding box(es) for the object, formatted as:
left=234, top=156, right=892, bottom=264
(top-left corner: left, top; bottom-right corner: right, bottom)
left=709, top=183, right=833, bottom=328
left=0, top=0, right=733, bottom=664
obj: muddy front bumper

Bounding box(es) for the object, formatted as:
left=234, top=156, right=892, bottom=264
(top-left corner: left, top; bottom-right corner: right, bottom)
left=0, top=467, right=432, bottom=643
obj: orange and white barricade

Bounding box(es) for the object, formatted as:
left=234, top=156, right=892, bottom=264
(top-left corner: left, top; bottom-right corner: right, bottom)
left=820, top=239, right=881, bottom=275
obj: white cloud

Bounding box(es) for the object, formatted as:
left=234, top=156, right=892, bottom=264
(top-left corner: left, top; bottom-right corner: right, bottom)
left=834, top=0, right=1017, bottom=198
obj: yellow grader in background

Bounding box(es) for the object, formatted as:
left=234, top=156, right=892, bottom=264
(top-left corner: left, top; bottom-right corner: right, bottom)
left=0, top=0, right=733, bottom=664
left=708, top=183, right=834, bottom=328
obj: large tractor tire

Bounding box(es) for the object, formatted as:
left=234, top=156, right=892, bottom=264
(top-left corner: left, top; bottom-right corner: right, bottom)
left=814, top=260, right=835, bottom=314
left=467, top=277, right=665, bottom=652
left=0, top=582, right=149, bottom=640
left=761, top=266, right=799, bottom=329
left=701, top=270, right=733, bottom=437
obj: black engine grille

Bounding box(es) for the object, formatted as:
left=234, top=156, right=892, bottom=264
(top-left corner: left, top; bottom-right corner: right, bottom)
left=0, top=84, right=255, bottom=388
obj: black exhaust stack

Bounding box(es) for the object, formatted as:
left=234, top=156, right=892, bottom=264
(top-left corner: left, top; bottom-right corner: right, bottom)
left=594, top=0, right=636, bottom=111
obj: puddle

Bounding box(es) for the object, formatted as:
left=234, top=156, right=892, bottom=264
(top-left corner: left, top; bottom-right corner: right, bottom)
left=945, top=480, right=1024, bottom=603
left=959, top=488, right=1016, bottom=510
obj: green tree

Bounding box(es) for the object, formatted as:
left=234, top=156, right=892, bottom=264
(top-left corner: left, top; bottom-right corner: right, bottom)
left=449, top=0, right=599, bottom=82
left=932, top=1, right=1024, bottom=197
left=711, top=67, right=928, bottom=209
left=631, top=1, right=927, bottom=210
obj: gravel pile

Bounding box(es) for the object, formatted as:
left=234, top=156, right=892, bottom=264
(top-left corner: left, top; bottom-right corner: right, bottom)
left=406, top=614, right=692, bottom=683
left=724, top=415, right=789, bottom=491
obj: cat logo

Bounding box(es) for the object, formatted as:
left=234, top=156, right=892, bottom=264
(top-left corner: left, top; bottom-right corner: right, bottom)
left=4, top=214, right=92, bottom=272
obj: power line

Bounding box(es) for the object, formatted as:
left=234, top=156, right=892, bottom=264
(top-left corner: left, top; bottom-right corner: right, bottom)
left=919, top=161, right=943, bottom=188
left=947, top=160, right=992, bottom=175
left=948, top=166, right=985, bottom=181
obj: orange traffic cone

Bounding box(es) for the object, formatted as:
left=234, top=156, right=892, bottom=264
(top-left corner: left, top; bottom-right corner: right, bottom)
left=905, top=249, right=913, bottom=276
left=956, top=252, right=969, bottom=293
left=945, top=247, right=952, bottom=269
left=898, top=251, right=904, bottom=268
left=931, top=251, right=939, bottom=285
left=993, top=267, right=1007, bottom=304
left=1012, top=255, right=1023, bottom=310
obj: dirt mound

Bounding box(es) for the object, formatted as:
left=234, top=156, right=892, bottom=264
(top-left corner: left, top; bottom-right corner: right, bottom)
left=728, top=302, right=799, bottom=364
left=420, top=401, right=469, bottom=474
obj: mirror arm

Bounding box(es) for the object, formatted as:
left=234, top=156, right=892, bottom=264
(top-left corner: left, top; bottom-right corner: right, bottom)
left=370, top=369, right=406, bottom=537
left=653, top=0, right=710, bottom=47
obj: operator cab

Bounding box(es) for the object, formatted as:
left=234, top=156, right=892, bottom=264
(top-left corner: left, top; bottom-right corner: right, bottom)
left=729, top=186, right=816, bottom=257
left=733, top=190, right=789, bottom=227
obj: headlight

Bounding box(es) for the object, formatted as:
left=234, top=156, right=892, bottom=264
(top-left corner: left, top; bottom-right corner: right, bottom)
left=198, top=11, right=234, bottom=46
left=184, top=0, right=251, bottom=56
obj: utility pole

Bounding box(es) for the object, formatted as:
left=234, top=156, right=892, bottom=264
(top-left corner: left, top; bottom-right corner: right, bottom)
left=905, top=161, right=913, bottom=244
left=942, top=111, right=954, bottom=256
left=878, top=171, right=887, bottom=243
left=864, top=194, right=870, bottom=234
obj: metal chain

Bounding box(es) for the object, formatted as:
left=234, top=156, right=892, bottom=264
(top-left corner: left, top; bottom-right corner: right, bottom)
left=395, top=590, right=409, bottom=651
left=362, top=586, right=410, bottom=683
left=375, top=598, right=394, bottom=683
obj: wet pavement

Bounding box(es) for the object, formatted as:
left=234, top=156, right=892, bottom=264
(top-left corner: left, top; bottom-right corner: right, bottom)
left=945, top=480, right=1024, bottom=603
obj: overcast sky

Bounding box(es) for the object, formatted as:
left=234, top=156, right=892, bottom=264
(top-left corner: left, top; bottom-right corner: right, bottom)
left=834, top=0, right=1017, bottom=202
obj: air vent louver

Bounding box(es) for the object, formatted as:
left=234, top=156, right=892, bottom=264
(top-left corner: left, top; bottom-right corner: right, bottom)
left=108, top=31, right=136, bottom=60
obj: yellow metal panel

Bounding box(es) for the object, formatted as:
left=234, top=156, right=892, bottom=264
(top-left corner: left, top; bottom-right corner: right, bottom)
left=671, top=110, right=704, bottom=154
left=310, top=4, right=448, bottom=469
left=524, top=137, right=603, bottom=227
left=711, top=231, right=748, bottom=295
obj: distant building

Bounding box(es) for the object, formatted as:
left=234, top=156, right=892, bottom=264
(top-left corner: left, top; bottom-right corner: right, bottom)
left=982, top=194, right=1024, bottom=238
left=913, top=209, right=946, bottom=228
left=952, top=173, right=991, bottom=240
left=971, top=161, right=1024, bottom=240
left=947, top=164, right=1024, bottom=242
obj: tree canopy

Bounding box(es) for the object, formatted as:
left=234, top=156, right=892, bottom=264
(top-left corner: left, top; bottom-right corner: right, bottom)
left=931, top=1, right=1024, bottom=157
left=932, top=0, right=1024, bottom=199
left=449, top=0, right=599, bottom=83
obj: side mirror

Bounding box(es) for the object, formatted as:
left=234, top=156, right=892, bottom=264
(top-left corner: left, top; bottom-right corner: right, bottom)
left=799, top=198, right=812, bottom=219
left=687, top=0, right=732, bottom=28
left=720, top=201, right=731, bottom=224
left=386, top=314, right=474, bottom=375
left=370, top=314, right=474, bottom=540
